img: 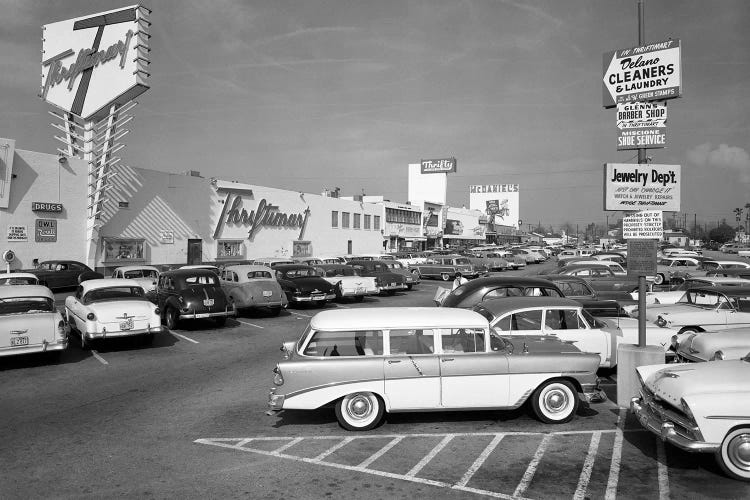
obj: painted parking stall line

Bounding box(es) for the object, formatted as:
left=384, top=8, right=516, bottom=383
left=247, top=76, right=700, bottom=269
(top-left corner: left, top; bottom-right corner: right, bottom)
left=168, top=331, right=200, bottom=344
left=91, top=350, right=109, bottom=365
left=236, top=319, right=264, bottom=329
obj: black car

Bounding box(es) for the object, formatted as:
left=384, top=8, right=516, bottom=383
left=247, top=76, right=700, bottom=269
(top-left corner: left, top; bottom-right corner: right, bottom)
left=540, top=274, right=598, bottom=301
left=23, top=260, right=99, bottom=290
left=347, top=259, right=408, bottom=294
left=273, top=264, right=337, bottom=306
left=154, top=269, right=235, bottom=329
left=440, top=276, right=564, bottom=309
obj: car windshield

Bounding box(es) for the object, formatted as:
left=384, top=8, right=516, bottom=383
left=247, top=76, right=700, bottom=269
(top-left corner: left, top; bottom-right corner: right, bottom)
left=283, top=268, right=319, bottom=278
left=0, top=277, right=38, bottom=285
left=581, top=309, right=607, bottom=328
left=677, top=290, right=726, bottom=308
left=123, top=269, right=158, bottom=279
left=0, top=297, right=55, bottom=314
left=184, top=275, right=220, bottom=286
left=82, top=286, right=146, bottom=304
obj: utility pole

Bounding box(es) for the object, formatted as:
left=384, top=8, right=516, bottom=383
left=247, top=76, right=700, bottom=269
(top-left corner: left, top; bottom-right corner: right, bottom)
left=636, top=0, right=647, bottom=347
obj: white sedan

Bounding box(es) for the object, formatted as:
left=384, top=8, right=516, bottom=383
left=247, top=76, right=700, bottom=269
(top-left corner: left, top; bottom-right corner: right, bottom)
left=630, top=277, right=750, bottom=306
left=111, top=265, right=160, bottom=292
left=0, top=272, right=40, bottom=285
left=0, top=285, right=68, bottom=359
left=65, top=279, right=162, bottom=348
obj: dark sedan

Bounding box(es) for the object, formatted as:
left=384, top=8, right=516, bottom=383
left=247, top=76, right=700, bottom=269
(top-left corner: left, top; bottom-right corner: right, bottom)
left=273, top=264, right=337, bottom=306
left=23, top=260, right=98, bottom=291
left=154, top=269, right=235, bottom=329
left=440, top=276, right=564, bottom=309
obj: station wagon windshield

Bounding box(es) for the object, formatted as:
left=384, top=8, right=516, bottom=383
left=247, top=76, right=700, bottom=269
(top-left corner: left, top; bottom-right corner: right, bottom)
left=83, top=286, right=146, bottom=304
left=0, top=297, right=55, bottom=314
left=124, top=269, right=158, bottom=279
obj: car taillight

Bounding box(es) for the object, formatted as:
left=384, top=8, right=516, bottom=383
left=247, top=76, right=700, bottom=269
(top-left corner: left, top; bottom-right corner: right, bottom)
left=86, top=312, right=96, bottom=321
left=154, top=308, right=160, bottom=315
left=273, top=365, right=284, bottom=386
left=57, top=320, right=66, bottom=336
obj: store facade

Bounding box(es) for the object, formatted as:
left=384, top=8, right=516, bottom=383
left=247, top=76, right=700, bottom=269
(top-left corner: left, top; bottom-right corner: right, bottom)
left=381, top=201, right=424, bottom=252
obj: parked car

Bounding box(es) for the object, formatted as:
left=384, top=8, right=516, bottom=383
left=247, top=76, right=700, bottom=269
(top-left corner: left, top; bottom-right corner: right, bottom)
left=310, top=264, right=378, bottom=302
left=473, top=297, right=676, bottom=368
left=219, top=265, right=288, bottom=315
left=347, top=260, right=408, bottom=294
left=155, top=269, right=235, bottom=329
left=493, top=250, right=526, bottom=269
left=0, top=272, right=40, bottom=285
left=379, top=260, right=420, bottom=289
left=393, top=252, right=428, bottom=267
left=675, top=328, right=750, bottom=362
left=65, top=279, right=162, bottom=348
left=267, top=307, right=606, bottom=430
left=111, top=265, right=160, bottom=292
left=440, top=276, right=564, bottom=309
left=470, top=251, right=511, bottom=271
left=631, top=360, right=750, bottom=481
left=510, top=248, right=543, bottom=264
left=251, top=257, right=295, bottom=268
left=700, top=260, right=750, bottom=272
left=293, top=257, right=324, bottom=266
left=631, top=277, right=750, bottom=306
left=704, top=268, right=750, bottom=280
left=560, top=261, right=628, bottom=276
left=180, top=264, right=221, bottom=275
left=540, top=274, right=598, bottom=301
left=556, top=265, right=641, bottom=300
left=411, top=255, right=481, bottom=281
left=0, top=285, right=68, bottom=358
left=23, top=260, right=97, bottom=290
left=637, top=286, right=750, bottom=335
left=654, top=257, right=702, bottom=285
left=273, top=264, right=337, bottom=306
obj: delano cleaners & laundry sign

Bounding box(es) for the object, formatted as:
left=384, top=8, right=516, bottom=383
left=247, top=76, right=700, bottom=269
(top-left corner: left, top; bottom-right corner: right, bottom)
left=602, top=39, right=681, bottom=108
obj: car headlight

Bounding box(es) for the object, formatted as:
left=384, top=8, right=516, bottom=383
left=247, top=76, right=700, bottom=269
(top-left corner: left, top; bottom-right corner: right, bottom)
left=86, top=312, right=96, bottom=321
left=273, top=365, right=284, bottom=386
left=710, top=350, right=725, bottom=361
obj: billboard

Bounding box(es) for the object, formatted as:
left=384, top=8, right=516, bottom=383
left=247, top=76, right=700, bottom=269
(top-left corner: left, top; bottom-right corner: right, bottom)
left=443, top=207, right=485, bottom=240
left=602, top=39, right=681, bottom=108
left=41, top=5, right=151, bottom=121
left=617, top=101, right=667, bottom=150
left=603, top=163, right=680, bottom=212
left=469, top=184, right=520, bottom=229
left=421, top=158, right=457, bottom=174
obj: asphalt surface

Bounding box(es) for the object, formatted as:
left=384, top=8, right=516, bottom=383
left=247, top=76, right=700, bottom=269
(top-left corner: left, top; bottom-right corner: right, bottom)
left=1, top=255, right=749, bottom=499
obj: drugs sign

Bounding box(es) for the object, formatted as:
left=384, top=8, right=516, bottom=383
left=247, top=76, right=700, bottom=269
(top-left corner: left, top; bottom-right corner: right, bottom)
left=617, top=101, right=667, bottom=150
left=602, top=39, right=681, bottom=108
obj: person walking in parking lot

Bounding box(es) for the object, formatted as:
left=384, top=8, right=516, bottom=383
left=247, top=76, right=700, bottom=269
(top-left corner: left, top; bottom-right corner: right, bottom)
left=452, top=271, right=468, bottom=290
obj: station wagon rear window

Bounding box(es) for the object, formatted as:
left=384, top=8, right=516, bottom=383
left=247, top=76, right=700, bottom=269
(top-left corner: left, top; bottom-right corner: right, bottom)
left=248, top=271, right=273, bottom=279
left=0, top=297, right=55, bottom=314
left=123, top=269, right=158, bottom=279
left=303, top=330, right=383, bottom=356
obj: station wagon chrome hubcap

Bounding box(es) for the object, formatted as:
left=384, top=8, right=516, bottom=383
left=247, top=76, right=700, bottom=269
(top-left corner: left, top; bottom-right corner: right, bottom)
left=545, top=389, right=568, bottom=413
left=728, top=434, right=750, bottom=472
left=348, top=396, right=372, bottom=419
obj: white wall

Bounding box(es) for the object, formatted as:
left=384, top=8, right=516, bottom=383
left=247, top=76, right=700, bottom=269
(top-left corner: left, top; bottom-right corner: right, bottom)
left=407, top=163, right=447, bottom=205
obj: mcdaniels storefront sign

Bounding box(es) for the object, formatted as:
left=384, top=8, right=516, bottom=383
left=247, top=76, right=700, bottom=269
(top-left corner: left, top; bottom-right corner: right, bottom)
left=213, top=188, right=310, bottom=241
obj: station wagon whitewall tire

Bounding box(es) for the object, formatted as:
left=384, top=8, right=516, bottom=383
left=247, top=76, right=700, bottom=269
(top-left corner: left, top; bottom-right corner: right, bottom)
left=335, top=392, right=384, bottom=431
left=716, top=427, right=750, bottom=481
left=531, top=379, right=579, bottom=424
left=654, top=273, right=665, bottom=285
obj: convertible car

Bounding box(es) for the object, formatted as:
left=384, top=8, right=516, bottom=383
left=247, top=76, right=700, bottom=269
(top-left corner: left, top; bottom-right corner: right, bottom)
left=268, top=307, right=605, bottom=431
left=65, top=279, right=162, bottom=348
left=0, top=285, right=68, bottom=358
left=631, top=360, right=750, bottom=481
left=0, top=272, right=40, bottom=285
left=219, top=264, right=287, bottom=315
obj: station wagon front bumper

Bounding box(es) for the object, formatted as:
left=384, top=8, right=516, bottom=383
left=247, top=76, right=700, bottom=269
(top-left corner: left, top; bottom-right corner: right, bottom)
left=267, top=388, right=285, bottom=415
left=630, top=394, right=717, bottom=453
left=580, top=380, right=607, bottom=403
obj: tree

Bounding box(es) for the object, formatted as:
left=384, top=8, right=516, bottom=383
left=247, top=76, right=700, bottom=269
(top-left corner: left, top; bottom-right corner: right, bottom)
left=708, top=224, right=735, bottom=244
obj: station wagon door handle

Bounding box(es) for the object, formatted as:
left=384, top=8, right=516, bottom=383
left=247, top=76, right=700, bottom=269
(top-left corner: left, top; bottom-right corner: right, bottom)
left=387, top=360, right=401, bottom=364
left=442, top=358, right=454, bottom=362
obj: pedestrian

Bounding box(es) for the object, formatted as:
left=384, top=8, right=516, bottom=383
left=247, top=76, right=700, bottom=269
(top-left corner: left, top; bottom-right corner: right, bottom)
left=452, top=271, right=468, bottom=290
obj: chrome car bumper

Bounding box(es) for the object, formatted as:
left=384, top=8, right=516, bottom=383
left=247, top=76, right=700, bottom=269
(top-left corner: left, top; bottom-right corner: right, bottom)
left=0, top=338, right=68, bottom=357
left=290, top=293, right=336, bottom=302
left=630, top=397, right=718, bottom=452
left=179, top=310, right=236, bottom=319
left=580, top=380, right=607, bottom=403
left=85, top=326, right=165, bottom=339
left=379, top=284, right=407, bottom=292
left=267, top=388, right=285, bottom=415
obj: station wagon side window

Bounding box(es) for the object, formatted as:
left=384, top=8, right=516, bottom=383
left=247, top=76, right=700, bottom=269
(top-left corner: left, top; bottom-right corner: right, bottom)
left=388, top=329, right=434, bottom=355
left=303, top=329, right=383, bottom=356
left=438, top=328, right=485, bottom=353
left=483, top=286, right=524, bottom=299
left=544, top=309, right=585, bottom=330
left=506, top=310, right=543, bottom=331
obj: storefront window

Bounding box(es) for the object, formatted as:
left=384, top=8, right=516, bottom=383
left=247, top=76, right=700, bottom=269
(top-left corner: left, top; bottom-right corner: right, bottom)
left=374, top=215, right=381, bottom=230
left=364, top=214, right=371, bottom=229
left=217, top=240, right=244, bottom=259
left=103, top=239, right=144, bottom=261
left=331, top=211, right=338, bottom=228
left=342, top=212, right=350, bottom=228
left=353, top=213, right=361, bottom=229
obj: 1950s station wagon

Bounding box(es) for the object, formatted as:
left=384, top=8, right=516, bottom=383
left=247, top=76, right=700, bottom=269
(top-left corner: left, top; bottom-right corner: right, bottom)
left=268, top=307, right=605, bottom=430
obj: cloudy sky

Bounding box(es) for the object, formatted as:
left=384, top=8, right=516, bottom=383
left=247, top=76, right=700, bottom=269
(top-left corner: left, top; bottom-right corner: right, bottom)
left=1, top=0, right=748, bottom=230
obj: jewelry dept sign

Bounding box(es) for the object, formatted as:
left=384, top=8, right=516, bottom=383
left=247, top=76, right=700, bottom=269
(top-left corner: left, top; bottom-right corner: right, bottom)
left=602, top=39, right=681, bottom=108
left=213, top=190, right=310, bottom=241
left=604, top=163, right=680, bottom=211
left=41, top=5, right=150, bottom=121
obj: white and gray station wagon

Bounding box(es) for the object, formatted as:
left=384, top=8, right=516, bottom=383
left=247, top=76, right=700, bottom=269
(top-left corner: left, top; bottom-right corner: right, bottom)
left=268, top=307, right=606, bottom=431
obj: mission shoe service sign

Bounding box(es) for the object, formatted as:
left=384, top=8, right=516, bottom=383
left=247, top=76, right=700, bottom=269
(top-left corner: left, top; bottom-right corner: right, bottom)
left=602, top=39, right=681, bottom=108
left=41, top=5, right=151, bottom=121
left=604, top=163, right=680, bottom=212
left=617, top=101, right=667, bottom=150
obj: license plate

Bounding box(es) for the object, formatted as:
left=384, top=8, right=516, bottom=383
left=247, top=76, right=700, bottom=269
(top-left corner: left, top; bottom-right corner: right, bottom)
left=120, top=318, right=134, bottom=330
left=10, top=336, right=29, bottom=347
left=262, top=291, right=273, bottom=297
left=203, top=299, right=215, bottom=307
left=312, top=294, right=325, bottom=300
left=356, top=287, right=365, bottom=294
